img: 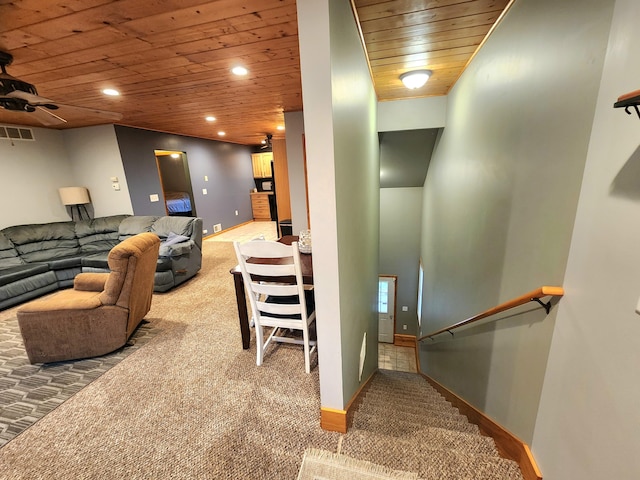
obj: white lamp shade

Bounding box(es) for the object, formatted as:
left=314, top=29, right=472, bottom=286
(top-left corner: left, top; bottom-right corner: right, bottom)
left=59, top=187, right=90, bottom=205
left=400, top=70, right=433, bottom=89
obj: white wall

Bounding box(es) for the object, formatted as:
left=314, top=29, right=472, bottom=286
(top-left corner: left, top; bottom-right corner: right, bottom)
left=284, top=111, right=308, bottom=234
left=297, top=0, right=379, bottom=409
left=63, top=125, right=133, bottom=217
left=532, top=0, right=640, bottom=477
left=377, top=96, right=447, bottom=131
left=0, top=126, right=73, bottom=228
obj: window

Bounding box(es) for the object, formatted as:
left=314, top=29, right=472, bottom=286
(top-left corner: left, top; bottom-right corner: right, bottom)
left=378, top=280, right=389, bottom=314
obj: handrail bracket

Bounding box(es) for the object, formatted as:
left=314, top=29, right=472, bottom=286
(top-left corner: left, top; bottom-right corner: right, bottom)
left=531, top=297, right=551, bottom=314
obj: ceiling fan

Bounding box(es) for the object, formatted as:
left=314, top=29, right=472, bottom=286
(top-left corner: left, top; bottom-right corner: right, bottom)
left=0, top=50, right=122, bottom=126
left=260, top=133, right=273, bottom=149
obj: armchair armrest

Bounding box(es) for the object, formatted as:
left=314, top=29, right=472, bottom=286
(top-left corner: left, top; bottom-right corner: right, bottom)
left=74, top=272, right=109, bottom=292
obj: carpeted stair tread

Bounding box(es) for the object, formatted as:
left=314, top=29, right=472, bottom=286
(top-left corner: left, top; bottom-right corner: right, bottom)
left=343, top=428, right=500, bottom=457
left=371, top=376, right=443, bottom=396
left=365, top=384, right=444, bottom=401
left=341, top=439, right=524, bottom=480
left=352, top=411, right=480, bottom=435
left=361, top=392, right=455, bottom=410
left=359, top=396, right=457, bottom=418
left=359, top=400, right=465, bottom=422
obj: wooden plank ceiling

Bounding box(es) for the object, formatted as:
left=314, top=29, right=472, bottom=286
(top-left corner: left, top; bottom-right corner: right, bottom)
left=0, top=0, right=512, bottom=146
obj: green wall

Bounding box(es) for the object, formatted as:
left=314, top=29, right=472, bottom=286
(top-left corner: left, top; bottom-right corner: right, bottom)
left=419, top=0, right=614, bottom=443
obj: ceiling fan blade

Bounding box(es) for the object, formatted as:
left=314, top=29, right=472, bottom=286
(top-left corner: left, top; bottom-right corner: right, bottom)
left=54, top=103, right=123, bottom=121
left=6, top=90, right=55, bottom=105
left=33, top=106, right=67, bottom=126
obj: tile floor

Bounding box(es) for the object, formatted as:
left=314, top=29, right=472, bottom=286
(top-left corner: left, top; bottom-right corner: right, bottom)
left=211, top=221, right=419, bottom=374
left=205, top=221, right=278, bottom=242
left=378, top=343, right=418, bottom=373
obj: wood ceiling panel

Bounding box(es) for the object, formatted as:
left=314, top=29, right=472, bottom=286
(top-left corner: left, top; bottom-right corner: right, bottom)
left=0, top=0, right=512, bottom=145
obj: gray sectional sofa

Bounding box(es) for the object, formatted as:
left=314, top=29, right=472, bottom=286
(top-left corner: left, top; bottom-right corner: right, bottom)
left=0, top=214, right=203, bottom=310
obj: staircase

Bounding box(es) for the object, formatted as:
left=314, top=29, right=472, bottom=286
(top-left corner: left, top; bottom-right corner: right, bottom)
left=341, top=370, right=525, bottom=479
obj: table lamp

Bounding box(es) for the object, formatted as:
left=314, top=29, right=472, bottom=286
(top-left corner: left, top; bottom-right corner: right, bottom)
left=58, top=186, right=91, bottom=221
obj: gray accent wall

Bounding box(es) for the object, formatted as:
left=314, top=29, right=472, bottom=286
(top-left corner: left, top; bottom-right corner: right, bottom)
left=298, top=0, right=379, bottom=410
left=113, top=125, right=255, bottom=235
left=380, top=187, right=423, bottom=336
left=418, top=0, right=614, bottom=445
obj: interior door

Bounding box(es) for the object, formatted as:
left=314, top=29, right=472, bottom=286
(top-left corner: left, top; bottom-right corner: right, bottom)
left=378, top=276, right=396, bottom=343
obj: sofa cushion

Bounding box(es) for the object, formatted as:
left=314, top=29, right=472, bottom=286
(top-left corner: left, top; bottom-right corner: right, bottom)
left=47, top=255, right=83, bottom=270
left=81, top=252, right=109, bottom=269
left=2, top=221, right=80, bottom=263
left=76, top=215, right=129, bottom=253
left=119, top=216, right=158, bottom=240
left=0, top=263, right=50, bottom=287
left=151, top=216, right=194, bottom=238
left=0, top=232, right=23, bottom=268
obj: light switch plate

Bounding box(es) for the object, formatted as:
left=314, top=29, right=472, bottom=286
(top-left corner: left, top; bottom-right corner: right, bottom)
left=202, top=188, right=208, bottom=195
left=149, top=194, right=159, bottom=202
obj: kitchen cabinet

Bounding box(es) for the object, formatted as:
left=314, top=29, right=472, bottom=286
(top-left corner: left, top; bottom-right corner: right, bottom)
left=251, top=152, right=273, bottom=178
left=250, top=192, right=272, bottom=221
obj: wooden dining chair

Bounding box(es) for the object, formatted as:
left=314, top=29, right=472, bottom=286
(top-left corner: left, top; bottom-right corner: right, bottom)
left=233, top=240, right=317, bottom=373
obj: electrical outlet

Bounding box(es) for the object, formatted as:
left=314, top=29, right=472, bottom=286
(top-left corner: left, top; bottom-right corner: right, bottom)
left=213, top=223, right=222, bottom=233
left=149, top=194, right=159, bottom=202
left=203, top=229, right=208, bottom=234
left=403, top=325, right=407, bottom=330
left=235, top=210, right=238, bottom=216
left=402, top=306, right=408, bottom=312
left=204, top=175, right=208, bottom=181
left=202, top=188, right=208, bottom=195
left=112, top=182, right=120, bottom=191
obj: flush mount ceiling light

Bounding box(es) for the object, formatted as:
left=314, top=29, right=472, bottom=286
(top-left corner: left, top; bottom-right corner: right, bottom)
left=218, top=131, right=226, bottom=136
left=276, top=125, right=285, bottom=131
left=102, top=88, right=120, bottom=96
left=231, top=66, right=248, bottom=76
left=399, top=70, right=432, bottom=89
left=205, top=116, right=216, bottom=122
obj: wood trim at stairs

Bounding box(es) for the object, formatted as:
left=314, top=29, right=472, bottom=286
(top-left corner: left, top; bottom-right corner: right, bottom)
left=418, top=372, right=543, bottom=480
left=393, top=334, right=416, bottom=347
left=320, top=370, right=376, bottom=433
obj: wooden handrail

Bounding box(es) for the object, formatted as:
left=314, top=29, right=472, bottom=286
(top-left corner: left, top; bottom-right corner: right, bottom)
left=418, top=286, right=564, bottom=342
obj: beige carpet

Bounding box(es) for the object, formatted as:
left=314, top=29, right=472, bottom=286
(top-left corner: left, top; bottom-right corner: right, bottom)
left=0, top=241, right=340, bottom=479
left=0, top=241, right=523, bottom=479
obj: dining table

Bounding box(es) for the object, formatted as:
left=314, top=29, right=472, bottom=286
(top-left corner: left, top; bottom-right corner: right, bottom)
left=229, top=235, right=314, bottom=349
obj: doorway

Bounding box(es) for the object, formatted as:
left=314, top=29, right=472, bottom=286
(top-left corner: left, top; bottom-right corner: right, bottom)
left=154, top=150, right=196, bottom=216
left=378, top=275, right=397, bottom=343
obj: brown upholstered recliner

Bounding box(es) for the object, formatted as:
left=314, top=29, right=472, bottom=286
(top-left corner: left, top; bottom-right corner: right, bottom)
left=17, top=232, right=160, bottom=364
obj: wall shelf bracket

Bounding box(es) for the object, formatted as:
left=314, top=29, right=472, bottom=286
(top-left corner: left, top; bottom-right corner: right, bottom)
left=531, top=297, right=551, bottom=314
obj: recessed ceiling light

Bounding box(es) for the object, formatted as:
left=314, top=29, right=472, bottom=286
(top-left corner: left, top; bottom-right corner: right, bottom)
left=102, top=88, right=120, bottom=96
left=231, top=66, right=248, bottom=76
left=399, top=70, right=432, bottom=89
left=205, top=116, right=216, bottom=122
left=276, top=125, right=285, bottom=131
left=218, top=131, right=226, bottom=136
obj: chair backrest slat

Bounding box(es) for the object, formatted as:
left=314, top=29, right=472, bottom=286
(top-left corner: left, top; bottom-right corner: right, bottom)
left=252, top=282, right=299, bottom=296
left=256, top=301, right=302, bottom=316
left=234, top=240, right=307, bottom=322
left=243, top=262, right=295, bottom=277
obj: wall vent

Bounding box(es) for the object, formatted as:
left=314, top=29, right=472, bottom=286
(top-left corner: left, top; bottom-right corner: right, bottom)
left=0, top=126, right=35, bottom=141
